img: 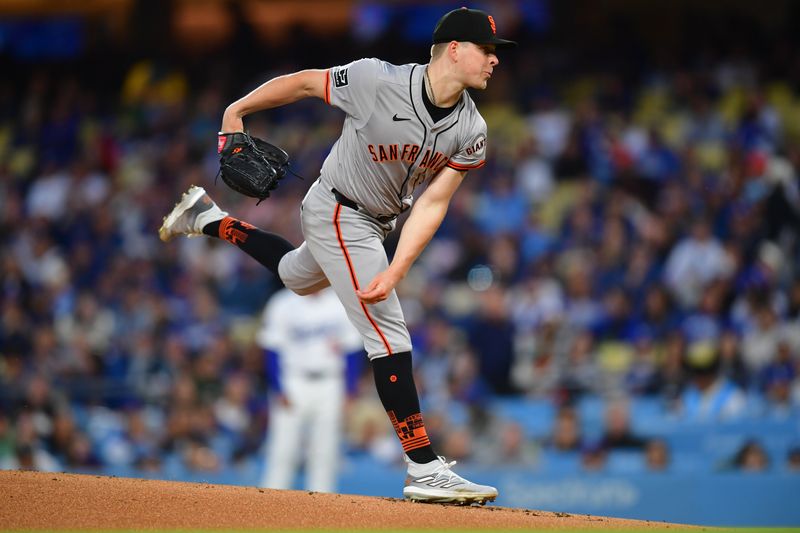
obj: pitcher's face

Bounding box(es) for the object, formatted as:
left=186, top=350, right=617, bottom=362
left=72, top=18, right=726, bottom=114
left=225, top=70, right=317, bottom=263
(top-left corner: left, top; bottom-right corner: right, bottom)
left=457, top=42, right=499, bottom=90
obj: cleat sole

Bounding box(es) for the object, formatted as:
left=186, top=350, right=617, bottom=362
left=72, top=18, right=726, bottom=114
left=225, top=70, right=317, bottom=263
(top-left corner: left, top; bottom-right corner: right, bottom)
left=403, top=493, right=496, bottom=506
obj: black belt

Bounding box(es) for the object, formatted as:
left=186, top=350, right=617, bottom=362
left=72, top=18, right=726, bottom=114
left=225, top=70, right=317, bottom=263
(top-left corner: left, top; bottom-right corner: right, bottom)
left=332, top=188, right=397, bottom=223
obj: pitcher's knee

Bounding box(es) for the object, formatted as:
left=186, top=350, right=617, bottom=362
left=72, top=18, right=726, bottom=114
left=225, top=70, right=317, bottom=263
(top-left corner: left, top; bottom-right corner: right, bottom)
left=285, top=278, right=330, bottom=296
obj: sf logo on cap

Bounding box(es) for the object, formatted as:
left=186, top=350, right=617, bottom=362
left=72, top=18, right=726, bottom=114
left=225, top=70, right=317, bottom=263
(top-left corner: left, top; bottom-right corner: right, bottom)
left=487, top=15, right=496, bottom=34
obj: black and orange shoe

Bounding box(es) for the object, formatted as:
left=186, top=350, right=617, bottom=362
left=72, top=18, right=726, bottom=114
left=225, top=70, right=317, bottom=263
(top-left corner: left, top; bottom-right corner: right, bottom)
left=159, top=185, right=228, bottom=242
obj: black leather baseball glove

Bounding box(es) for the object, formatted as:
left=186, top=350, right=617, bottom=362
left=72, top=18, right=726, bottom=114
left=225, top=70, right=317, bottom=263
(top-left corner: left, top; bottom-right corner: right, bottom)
left=217, top=132, right=289, bottom=203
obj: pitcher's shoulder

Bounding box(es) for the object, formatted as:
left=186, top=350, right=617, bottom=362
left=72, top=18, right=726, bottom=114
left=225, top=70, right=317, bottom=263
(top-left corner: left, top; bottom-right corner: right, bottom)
left=460, top=93, right=487, bottom=131
left=371, top=60, right=418, bottom=82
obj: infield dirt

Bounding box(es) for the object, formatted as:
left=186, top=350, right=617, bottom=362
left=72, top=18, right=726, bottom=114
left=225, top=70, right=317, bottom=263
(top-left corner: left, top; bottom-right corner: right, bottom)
left=0, top=470, right=698, bottom=530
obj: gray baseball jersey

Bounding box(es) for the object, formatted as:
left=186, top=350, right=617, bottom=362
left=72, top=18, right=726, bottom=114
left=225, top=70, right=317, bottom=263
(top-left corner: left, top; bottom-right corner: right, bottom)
left=322, top=58, right=487, bottom=219
left=278, top=58, right=489, bottom=359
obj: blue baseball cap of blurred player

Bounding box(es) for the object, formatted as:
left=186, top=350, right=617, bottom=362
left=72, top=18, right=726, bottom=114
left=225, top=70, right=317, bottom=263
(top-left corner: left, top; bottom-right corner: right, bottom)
left=433, top=7, right=517, bottom=49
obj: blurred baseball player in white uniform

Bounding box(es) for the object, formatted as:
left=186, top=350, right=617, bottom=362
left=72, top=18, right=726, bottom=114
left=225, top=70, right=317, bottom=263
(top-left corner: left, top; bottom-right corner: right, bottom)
left=257, top=287, right=363, bottom=493
left=160, top=7, right=515, bottom=504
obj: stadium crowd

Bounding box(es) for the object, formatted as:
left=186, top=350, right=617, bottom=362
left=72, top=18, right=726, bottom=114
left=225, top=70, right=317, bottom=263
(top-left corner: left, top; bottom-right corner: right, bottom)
left=1, top=8, right=800, bottom=480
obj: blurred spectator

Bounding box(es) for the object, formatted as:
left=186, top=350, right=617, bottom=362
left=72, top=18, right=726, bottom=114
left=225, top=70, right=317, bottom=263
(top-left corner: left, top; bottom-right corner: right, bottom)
left=47, top=409, right=77, bottom=461
left=787, top=447, right=800, bottom=473
left=592, top=287, right=636, bottom=342
left=741, top=304, right=785, bottom=374
left=762, top=157, right=800, bottom=242
left=509, top=263, right=565, bottom=332
left=136, top=453, right=163, bottom=473
left=213, top=371, right=255, bottom=437
left=414, top=317, right=464, bottom=412
left=182, top=440, right=222, bottom=473
left=788, top=279, right=800, bottom=322
left=631, top=285, right=678, bottom=344
left=54, top=292, right=115, bottom=356
left=65, top=431, right=102, bottom=470
left=546, top=405, right=582, bottom=453
left=495, top=421, right=538, bottom=466
left=15, top=374, right=64, bottom=442
left=515, top=136, right=555, bottom=207
left=677, top=342, right=747, bottom=420
left=593, top=217, right=628, bottom=295
left=559, top=330, right=604, bottom=397
left=599, top=398, right=647, bottom=450
left=474, top=419, right=538, bottom=466
left=581, top=440, right=608, bottom=472
left=472, top=174, right=528, bottom=236
left=440, top=426, right=474, bottom=462
left=681, top=282, right=726, bottom=345
left=644, top=438, right=671, bottom=472
left=511, top=321, right=563, bottom=397
left=466, top=286, right=517, bottom=395
left=0, top=414, right=15, bottom=469
left=621, top=246, right=661, bottom=305
left=553, top=123, right=589, bottom=179
left=108, top=407, right=162, bottom=469
left=448, top=350, right=492, bottom=405
left=526, top=94, right=571, bottom=161
left=726, top=440, right=771, bottom=472
left=561, top=261, right=604, bottom=330
left=637, top=128, right=680, bottom=183
left=663, top=217, right=732, bottom=308
left=10, top=413, right=60, bottom=472
left=717, top=330, right=750, bottom=389
left=759, top=340, right=798, bottom=414
left=624, top=336, right=661, bottom=396
left=519, top=212, right=557, bottom=264
left=657, top=332, right=689, bottom=403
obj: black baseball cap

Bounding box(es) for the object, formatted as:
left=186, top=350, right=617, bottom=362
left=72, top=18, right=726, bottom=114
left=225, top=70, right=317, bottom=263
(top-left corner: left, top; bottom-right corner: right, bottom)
left=432, top=7, right=517, bottom=49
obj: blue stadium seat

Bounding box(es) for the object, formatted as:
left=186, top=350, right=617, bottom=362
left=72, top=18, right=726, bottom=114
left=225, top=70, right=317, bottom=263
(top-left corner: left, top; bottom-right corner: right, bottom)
left=575, top=395, right=606, bottom=438
left=669, top=451, right=706, bottom=473
left=629, top=396, right=675, bottom=435
left=491, top=397, right=556, bottom=438
left=606, top=450, right=646, bottom=474
left=538, top=449, right=582, bottom=474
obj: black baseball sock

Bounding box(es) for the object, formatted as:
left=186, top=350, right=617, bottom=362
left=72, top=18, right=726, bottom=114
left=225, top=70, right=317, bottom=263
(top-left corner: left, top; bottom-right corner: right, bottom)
left=371, top=351, right=438, bottom=464
left=203, top=217, right=293, bottom=277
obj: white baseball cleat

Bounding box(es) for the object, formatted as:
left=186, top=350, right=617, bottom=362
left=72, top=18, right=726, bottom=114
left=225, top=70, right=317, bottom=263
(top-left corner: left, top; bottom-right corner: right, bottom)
left=403, top=455, right=498, bottom=505
left=159, top=185, right=227, bottom=242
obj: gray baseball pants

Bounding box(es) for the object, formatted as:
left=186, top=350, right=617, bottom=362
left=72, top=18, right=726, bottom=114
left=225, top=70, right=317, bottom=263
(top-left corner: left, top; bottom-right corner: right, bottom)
left=278, top=179, right=412, bottom=359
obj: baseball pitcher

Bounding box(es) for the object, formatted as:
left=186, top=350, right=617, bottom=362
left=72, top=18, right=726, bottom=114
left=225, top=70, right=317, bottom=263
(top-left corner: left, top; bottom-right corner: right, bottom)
left=160, top=7, right=515, bottom=504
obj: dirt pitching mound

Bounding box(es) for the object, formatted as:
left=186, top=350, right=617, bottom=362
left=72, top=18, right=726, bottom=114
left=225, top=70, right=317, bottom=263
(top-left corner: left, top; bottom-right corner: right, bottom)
left=0, top=470, right=692, bottom=530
